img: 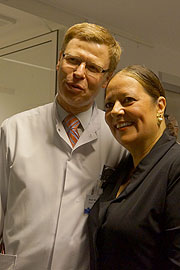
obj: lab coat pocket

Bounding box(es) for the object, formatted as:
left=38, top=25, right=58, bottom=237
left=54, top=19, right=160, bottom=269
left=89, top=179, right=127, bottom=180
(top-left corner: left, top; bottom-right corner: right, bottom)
left=0, top=253, right=17, bottom=270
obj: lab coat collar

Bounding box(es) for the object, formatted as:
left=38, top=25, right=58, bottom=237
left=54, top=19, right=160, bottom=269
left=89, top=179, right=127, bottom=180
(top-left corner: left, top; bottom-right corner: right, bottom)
left=52, top=99, right=101, bottom=148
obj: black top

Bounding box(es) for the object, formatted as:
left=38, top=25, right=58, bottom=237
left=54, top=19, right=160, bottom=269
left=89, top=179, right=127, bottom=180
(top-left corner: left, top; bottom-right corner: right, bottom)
left=88, top=130, right=180, bottom=270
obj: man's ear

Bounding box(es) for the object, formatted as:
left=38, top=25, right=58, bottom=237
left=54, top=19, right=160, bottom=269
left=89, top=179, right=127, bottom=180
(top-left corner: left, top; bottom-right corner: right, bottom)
left=56, top=51, right=63, bottom=71
left=102, top=72, right=113, bottom=89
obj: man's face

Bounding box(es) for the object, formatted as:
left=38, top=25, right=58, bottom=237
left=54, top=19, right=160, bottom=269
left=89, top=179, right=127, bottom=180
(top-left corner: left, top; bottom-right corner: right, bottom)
left=56, top=38, right=110, bottom=114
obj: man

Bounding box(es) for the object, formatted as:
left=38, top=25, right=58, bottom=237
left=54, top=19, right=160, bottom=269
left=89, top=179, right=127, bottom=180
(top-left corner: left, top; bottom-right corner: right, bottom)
left=0, top=22, right=127, bottom=270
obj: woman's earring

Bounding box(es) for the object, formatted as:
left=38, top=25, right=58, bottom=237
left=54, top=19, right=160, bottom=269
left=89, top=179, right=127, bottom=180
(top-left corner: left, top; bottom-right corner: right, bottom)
left=157, top=113, right=163, bottom=126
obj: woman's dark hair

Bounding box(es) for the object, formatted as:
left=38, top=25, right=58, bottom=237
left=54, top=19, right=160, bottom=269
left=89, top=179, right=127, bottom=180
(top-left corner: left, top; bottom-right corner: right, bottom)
left=119, top=65, right=166, bottom=101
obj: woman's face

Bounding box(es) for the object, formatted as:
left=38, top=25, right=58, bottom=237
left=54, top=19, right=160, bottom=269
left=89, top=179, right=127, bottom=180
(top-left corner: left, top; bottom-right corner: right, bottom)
left=105, top=74, right=165, bottom=150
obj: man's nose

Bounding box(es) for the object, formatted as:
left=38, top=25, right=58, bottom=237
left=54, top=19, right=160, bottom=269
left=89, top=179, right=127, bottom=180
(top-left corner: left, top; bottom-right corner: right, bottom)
left=111, top=101, right=125, bottom=117
left=73, top=62, right=86, bottom=79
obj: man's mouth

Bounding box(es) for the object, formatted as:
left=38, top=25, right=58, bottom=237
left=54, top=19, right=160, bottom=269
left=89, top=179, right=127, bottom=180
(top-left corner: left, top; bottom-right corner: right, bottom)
left=66, top=82, right=84, bottom=91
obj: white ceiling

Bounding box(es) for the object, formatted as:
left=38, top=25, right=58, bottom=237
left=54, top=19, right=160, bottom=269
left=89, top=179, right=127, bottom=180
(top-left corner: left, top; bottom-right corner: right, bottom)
left=36, top=0, right=180, bottom=52
left=0, top=0, right=180, bottom=53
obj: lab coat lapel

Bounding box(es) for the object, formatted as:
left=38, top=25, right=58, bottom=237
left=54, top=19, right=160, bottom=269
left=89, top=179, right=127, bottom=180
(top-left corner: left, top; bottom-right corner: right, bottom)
left=76, top=105, right=100, bottom=146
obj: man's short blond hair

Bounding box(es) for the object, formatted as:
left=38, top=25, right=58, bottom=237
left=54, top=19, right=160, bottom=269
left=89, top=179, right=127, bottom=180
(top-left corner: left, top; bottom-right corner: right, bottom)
left=61, top=22, right=121, bottom=73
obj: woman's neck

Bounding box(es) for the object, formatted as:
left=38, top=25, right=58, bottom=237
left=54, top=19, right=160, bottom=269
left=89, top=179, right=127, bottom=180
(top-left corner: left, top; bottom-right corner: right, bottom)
left=129, top=124, right=166, bottom=168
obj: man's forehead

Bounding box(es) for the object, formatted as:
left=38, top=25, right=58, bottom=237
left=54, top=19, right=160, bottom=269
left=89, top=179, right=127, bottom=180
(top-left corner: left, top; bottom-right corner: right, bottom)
left=65, top=38, right=107, bottom=50
left=64, top=38, right=109, bottom=62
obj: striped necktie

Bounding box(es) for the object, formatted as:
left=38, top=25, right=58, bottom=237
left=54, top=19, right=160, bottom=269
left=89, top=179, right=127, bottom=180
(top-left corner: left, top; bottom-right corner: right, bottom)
left=64, top=115, right=80, bottom=147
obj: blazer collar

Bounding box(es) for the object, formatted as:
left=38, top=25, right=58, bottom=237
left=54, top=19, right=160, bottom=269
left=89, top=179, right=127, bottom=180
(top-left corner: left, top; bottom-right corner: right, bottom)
left=99, top=130, right=176, bottom=221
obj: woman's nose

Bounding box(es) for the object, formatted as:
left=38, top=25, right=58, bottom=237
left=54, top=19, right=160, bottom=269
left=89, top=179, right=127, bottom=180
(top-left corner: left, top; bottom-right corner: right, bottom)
left=111, top=101, right=125, bottom=117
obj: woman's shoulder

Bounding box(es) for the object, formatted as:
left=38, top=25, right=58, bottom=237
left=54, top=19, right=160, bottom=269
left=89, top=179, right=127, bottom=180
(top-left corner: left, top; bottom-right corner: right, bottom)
left=168, top=141, right=180, bottom=162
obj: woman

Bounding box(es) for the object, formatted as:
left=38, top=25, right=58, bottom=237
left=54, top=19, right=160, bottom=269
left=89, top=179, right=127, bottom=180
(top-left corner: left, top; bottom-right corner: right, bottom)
left=88, top=65, right=180, bottom=270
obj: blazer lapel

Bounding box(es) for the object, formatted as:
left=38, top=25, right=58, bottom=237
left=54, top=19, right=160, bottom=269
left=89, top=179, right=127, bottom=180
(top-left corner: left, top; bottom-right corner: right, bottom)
left=99, top=130, right=176, bottom=222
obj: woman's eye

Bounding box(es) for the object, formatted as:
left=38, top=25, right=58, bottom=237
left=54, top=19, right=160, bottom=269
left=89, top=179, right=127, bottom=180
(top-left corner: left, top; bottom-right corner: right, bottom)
left=105, top=102, right=114, bottom=110
left=123, top=97, right=135, bottom=105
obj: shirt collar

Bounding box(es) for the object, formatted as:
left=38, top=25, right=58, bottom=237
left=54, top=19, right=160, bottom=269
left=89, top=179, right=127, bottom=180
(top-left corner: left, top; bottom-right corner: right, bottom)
left=56, top=98, right=93, bottom=130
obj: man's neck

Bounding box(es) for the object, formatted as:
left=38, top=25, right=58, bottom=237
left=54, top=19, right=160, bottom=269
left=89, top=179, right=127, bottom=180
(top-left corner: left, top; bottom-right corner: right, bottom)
left=57, top=98, right=93, bottom=115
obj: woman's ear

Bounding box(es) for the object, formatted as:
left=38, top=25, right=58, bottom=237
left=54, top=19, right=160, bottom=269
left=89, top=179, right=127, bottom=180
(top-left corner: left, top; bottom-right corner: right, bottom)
left=156, top=96, right=166, bottom=127
left=157, top=96, right=166, bottom=115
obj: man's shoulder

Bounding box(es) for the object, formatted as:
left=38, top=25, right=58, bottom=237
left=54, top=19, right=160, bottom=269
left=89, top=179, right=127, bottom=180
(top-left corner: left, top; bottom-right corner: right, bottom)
left=1, top=102, right=54, bottom=130
left=96, top=108, right=105, bottom=116
left=94, top=107, right=127, bottom=150
left=95, top=108, right=111, bottom=131
left=93, top=107, right=106, bottom=123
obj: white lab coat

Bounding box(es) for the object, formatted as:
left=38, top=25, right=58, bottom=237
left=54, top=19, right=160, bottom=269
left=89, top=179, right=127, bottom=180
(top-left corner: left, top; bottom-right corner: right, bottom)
left=0, top=101, right=127, bottom=270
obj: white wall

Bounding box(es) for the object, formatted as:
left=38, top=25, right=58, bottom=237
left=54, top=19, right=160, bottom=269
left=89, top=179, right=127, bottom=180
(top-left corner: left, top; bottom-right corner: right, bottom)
left=0, top=31, right=58, bottom=123
left=117, top=37, right=180, bottom=141
left=0, top=2, right=180, bottom=140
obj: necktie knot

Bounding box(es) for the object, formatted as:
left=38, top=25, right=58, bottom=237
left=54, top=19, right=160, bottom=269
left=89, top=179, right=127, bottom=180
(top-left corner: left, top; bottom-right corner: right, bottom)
left=64, top=115, right=80, bottom=147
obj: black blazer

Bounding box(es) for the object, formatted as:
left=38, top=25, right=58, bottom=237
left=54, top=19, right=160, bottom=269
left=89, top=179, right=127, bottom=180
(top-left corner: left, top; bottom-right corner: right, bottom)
left=88, top=130, right=180, bottom=270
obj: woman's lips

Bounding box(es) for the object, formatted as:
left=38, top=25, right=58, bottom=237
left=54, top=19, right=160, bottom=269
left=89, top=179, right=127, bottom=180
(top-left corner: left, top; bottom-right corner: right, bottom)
left=115, top=122, right=133, bottom=129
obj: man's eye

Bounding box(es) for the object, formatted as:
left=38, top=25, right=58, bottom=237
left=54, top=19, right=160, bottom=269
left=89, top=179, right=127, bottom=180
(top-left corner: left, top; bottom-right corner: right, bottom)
left=66, top=56, right=80, bottom=65
left=87, top=64, right=100, bottom=73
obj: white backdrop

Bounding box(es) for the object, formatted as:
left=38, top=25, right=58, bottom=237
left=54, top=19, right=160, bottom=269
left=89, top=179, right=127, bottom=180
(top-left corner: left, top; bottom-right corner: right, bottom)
left=0, top=31, right=58, bottom=124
